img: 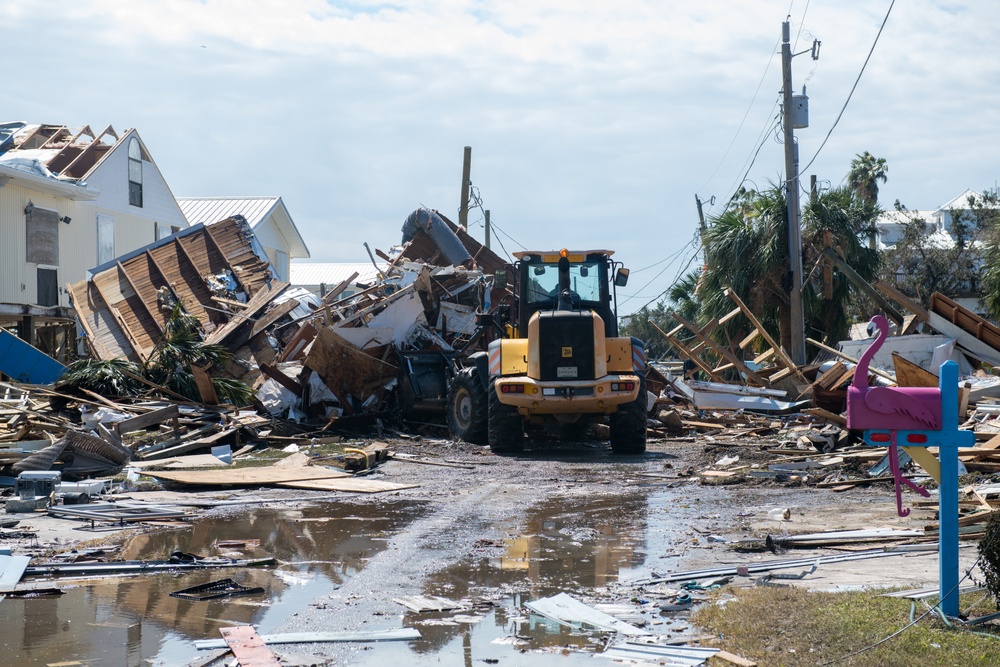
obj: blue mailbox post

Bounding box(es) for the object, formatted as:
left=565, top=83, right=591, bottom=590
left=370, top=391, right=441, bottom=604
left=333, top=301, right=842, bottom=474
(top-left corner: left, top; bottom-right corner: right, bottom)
left=859, top=360, right=974, bottom=618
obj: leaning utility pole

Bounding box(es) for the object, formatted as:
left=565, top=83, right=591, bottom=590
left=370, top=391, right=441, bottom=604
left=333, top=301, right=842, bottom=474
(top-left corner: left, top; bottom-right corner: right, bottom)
left=781, top=20, right=806, bottom=365
left=458, top=146, right=472, bottom=230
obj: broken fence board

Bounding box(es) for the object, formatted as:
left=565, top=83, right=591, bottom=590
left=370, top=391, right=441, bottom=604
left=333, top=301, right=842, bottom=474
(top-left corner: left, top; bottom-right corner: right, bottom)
left=143, top=466, right=350, bottom=486
left=278, top=478, right=418, bottom=494
left=714, top=650, right=759, bottom=667
left=195, top=628, right=421, bottom=650
left=219, top=626, right=280, bottom=667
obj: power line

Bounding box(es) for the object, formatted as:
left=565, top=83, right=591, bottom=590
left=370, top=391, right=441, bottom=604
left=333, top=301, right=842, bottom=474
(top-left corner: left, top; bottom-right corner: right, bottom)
left=800, top=0, right=895, bottom=175
left=696, top=38, right=781, bottom=197
left=622, top=237, right=702, bottom=313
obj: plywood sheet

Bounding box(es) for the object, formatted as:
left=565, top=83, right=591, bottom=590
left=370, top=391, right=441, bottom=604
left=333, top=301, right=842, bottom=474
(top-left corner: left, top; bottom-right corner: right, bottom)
left=143, top=466, right=349, bottom=486
left=128, top=454, right=230, bottom=469
left=277, top=478, right=418, bottom=493
left=219, top=626, right=280, bottom=667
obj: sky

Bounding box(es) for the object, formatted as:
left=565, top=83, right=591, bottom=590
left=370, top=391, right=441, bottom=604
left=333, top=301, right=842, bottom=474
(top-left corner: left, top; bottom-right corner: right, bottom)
left=3, top=0, right=998, bottom=316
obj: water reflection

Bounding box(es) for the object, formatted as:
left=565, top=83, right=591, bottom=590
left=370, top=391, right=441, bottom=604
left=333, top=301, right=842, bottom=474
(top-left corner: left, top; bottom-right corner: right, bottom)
left=0, top=500, right=423, bottom=666
left=393, top=491, right=649, bottom=661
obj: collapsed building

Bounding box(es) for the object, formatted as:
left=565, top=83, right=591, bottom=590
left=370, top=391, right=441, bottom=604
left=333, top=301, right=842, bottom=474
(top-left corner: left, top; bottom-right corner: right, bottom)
left=64, top=208, right=506, bottom=426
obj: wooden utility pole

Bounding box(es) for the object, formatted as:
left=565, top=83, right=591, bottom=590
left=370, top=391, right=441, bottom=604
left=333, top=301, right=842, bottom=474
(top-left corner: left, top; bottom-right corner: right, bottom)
left=781, top=20, right=806, bottom=365
left=695, top=194, right=709, bottom=265
left=484, top=209, right=491, bottom=249
left=459, top=146, right=472, bottom=230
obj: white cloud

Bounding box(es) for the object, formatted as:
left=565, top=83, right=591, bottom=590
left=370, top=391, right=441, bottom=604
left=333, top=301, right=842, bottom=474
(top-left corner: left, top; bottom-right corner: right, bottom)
left=3, top=1, right=999, bottom=312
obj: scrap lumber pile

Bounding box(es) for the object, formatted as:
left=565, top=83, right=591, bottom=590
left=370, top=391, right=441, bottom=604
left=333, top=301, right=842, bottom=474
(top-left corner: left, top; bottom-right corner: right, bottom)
left=251, top=208, right=506, bottom=421
left=60, top=208, right=506, bottom=427
left=0, top=207, right=511, bottom=487
left=0, top=380, right=274, bottom=480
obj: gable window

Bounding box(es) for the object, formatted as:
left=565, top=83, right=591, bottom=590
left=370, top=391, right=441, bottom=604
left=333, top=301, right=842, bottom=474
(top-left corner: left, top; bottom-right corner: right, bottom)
left=128, top=137, right=143, bottom=207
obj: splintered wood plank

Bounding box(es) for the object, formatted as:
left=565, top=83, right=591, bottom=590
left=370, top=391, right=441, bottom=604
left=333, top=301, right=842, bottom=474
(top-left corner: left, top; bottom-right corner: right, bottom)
left=144, top=466, right=350, bottom=486
left=219, top=626, right=280, bottom=667
left=891, top=352, right=937, bottom=388
left=278, top=478, right=418, bottom=493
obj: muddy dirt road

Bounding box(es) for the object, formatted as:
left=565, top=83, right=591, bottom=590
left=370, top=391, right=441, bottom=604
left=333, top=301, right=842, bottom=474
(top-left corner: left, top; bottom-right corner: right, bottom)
left=221, top=435, right=936, bottom=666
left=2, top=436, right=946, bottom=666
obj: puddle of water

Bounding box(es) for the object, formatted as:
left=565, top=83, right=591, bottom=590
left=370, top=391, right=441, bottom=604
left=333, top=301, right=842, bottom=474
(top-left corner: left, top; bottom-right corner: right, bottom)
left=0, top=500, right=424, bottom=667
left=352, top=491, right=663, bottom=666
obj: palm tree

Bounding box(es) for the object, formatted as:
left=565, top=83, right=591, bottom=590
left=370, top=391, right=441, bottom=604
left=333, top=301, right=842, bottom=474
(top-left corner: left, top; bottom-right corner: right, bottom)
left=801, top=186, right=881, bottom=345
left=700, top=185, right=791, bottom=351
left=848, top=151, right=888, bottom=249
left=698, top=181, right=882, bottom=359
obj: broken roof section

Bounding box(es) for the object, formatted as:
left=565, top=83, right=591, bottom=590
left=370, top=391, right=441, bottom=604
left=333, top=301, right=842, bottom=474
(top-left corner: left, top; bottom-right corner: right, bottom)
left=68, top=217, right=279, bottom=362
left=0, top=121, right=124, bottom=188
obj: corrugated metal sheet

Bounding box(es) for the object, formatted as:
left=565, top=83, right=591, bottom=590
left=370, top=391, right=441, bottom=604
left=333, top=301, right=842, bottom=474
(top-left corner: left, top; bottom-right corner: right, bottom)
left=177, top=197, right=278, bottom=228
left=0, top=329, right=66, bottom=383
left=290, top=262, right=383, bottom=287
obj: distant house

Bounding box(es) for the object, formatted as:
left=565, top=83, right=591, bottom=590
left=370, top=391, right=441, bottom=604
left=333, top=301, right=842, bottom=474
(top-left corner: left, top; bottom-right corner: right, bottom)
left=176, top=197, right=310, bottom=282
left=876, top=189, right=998, bottom=314
left=290, top=262, right=384, bottom=300
left=0, top=121, right=189, bottom=351
left=875, top=189, right=987, bottom=251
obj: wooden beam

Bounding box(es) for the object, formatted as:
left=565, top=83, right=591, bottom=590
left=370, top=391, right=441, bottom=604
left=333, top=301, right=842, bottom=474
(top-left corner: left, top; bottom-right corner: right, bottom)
left=320, top=272, right=360, bottom=306
left=250, top=298, right=299, bottom=339
left=260, top=362, right=303, bottom=396
left=204, top=281, right=289, bottom=347
left=724, top=287, right=807, bottom=382
left=876, top=280, right=930, bottom=322
left=190, top=364, right=219, bottom=405
left=143, top=248, right=183, bottom=308
left=648, top=321, right=723, bottom=382
left=671, top=311, right=768, bottom=386
left=114, top=405, right=180, bottom=438
left=64, top=281, right=115, bottom=360
left=821, top=248, right=904, bottom=327
left=806, top=337, right=896, bottom=384
left=738, top=328, right=760, bottom=350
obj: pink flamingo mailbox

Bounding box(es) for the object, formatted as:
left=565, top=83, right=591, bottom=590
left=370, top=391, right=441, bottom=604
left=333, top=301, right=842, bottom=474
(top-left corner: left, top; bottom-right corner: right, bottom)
left=846, top=314, right=975, bottom=617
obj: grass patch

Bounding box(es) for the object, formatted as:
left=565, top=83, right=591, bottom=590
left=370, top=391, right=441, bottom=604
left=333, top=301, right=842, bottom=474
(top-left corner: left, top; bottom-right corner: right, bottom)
left=694, top=586, right=1000, bottom=666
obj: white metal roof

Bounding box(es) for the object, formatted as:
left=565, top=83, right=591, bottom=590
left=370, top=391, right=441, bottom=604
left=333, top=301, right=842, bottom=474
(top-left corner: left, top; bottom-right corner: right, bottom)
left=176, top=196, right=310, bottom=259
left=177, top=196, right=280, bottom=228
left=289, top=262, right=384, bottom=287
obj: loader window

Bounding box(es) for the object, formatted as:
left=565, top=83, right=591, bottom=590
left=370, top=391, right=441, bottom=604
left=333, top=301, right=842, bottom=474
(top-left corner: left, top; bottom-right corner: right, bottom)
left=525, top=260, right=602, bottom=304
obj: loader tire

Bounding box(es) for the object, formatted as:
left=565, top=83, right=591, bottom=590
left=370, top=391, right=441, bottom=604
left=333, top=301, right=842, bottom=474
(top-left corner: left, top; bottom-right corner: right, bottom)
left=488, top=377, right=524, bottom=454
left=610, top=376, right=647, bottom=455
left=447, top=367, right=488, bottom=445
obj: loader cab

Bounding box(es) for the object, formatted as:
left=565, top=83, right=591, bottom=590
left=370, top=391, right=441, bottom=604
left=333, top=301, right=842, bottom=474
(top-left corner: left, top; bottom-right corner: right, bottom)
left=512, top=250, right=623, bottom=338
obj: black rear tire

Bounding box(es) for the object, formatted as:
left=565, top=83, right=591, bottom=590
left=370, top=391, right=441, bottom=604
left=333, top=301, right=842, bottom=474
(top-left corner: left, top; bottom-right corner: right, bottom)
left=447, top=367, right=488, bottom=444
left=488, top=377, right=524, bottom=454
left=610, top=377, right=647, bottom=455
